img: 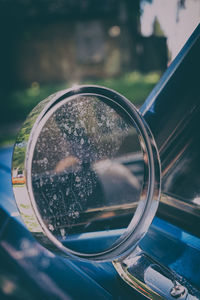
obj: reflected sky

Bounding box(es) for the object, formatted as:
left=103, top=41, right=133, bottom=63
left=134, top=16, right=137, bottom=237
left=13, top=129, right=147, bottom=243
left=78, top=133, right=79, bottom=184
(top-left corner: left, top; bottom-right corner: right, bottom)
left=141, top=0, right=200, bottom=60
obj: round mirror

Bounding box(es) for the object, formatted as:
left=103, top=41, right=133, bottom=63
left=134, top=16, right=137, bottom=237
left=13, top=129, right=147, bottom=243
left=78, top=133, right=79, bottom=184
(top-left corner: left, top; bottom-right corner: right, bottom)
left=12, top=85, right=160, bottom=261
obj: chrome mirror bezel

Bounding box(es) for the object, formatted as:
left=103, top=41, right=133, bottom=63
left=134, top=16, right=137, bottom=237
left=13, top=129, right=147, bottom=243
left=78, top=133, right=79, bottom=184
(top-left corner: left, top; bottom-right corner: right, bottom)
left=12, top=85, right=161, bottom=262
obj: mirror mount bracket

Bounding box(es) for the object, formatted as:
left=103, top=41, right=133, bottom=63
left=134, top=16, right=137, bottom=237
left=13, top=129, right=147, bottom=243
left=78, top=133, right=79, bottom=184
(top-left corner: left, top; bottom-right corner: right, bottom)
left=113, top=246, right=200, bottom=300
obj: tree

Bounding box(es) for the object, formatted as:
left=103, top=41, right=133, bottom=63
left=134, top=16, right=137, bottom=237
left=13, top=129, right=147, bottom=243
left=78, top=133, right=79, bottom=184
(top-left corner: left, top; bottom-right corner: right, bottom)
left=152, top=16, right=165, bottom=37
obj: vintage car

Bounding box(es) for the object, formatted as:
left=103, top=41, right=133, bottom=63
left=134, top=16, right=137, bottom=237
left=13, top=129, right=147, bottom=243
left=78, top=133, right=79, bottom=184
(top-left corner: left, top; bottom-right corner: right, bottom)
left=0, top=24, right=200, bottom=300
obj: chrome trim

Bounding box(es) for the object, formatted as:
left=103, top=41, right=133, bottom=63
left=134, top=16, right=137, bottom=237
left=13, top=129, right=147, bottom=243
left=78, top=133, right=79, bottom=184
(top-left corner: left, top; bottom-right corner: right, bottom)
left=12, top=85, right=161, bottom=262
left=161, top=194, right=200, bottom=218
left=113, top=247, right=200, bottom=300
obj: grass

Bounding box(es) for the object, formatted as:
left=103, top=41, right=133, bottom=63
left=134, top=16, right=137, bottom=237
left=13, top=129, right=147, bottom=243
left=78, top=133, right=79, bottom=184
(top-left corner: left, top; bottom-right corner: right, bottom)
left=0, top=133, right=17, bottom=148
left=0, top=71, right=161, bottom=147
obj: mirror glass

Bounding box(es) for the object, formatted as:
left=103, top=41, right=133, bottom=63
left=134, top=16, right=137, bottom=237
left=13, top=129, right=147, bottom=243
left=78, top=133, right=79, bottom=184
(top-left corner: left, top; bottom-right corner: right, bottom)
left=31, top=94, right=144, bottom=254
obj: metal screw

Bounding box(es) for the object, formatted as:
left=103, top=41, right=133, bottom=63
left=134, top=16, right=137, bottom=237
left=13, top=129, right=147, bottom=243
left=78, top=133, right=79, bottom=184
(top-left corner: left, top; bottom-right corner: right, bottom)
left=170, top=283, right=186, bottom=298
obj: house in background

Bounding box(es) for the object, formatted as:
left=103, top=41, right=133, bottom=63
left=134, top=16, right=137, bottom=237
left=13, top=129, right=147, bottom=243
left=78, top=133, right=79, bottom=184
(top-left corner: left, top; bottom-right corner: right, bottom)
left=0, top=0, right=167, bottom=88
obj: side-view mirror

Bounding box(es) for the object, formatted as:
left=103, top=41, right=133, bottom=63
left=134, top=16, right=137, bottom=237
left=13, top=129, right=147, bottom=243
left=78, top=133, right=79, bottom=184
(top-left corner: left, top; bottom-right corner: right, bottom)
left=12, top=84, right=200, bottom=299
left=12, top=85, right=161, bottom=261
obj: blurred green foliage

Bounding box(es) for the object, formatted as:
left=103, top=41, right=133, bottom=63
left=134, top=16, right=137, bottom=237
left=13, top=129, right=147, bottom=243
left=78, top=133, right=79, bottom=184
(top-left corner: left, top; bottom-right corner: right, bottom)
left=0, top=134, right=17, bottom=147
left=0, top=71, right=160, bottom=147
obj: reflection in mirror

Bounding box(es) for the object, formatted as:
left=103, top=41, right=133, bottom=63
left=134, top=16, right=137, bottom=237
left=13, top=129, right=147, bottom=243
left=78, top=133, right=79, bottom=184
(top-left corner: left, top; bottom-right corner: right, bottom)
left=31, top=95, right=144, bottom=253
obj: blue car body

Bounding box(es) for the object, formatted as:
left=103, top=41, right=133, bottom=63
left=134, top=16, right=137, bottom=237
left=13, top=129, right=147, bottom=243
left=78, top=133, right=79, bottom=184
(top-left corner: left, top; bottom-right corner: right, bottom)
left=1, top=149, right=200, bottom=299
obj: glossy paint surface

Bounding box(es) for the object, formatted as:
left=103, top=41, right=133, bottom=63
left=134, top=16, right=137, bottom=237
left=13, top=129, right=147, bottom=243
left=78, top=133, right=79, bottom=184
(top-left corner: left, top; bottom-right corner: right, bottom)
left=1, top=147, right=200, bottom=298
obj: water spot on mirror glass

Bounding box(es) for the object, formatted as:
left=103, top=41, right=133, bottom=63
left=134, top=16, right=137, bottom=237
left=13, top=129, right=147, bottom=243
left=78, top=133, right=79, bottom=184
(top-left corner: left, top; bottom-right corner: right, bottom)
left=31, top=95, right=144, bottom=253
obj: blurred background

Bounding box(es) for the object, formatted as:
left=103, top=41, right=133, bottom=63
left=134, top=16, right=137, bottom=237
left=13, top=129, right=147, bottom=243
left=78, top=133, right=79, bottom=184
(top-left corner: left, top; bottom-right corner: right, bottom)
left=0, top=0, right=199, bottom=147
